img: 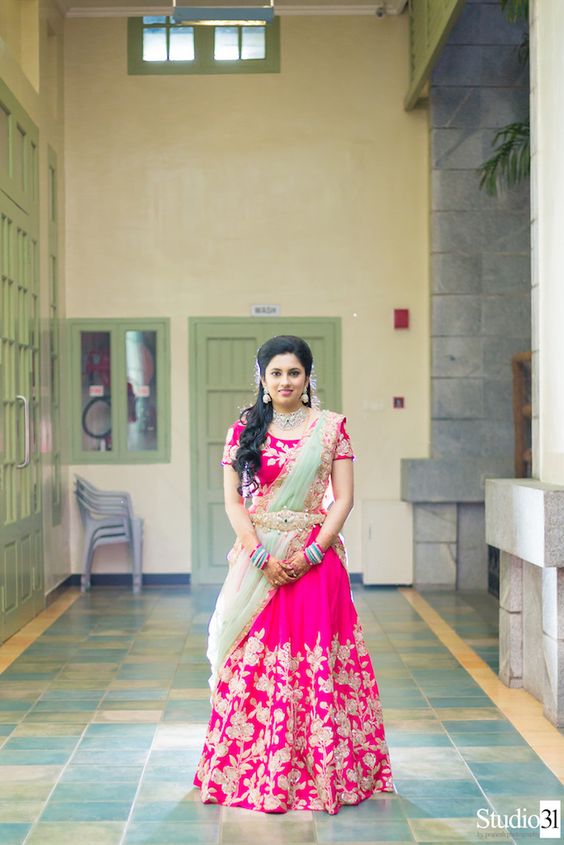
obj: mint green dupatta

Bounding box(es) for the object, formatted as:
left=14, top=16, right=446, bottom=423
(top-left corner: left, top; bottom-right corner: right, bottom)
left=206, top=410, right=329, bottom=693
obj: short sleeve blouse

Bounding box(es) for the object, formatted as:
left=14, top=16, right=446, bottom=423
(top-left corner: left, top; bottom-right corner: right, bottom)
left=221, top=415, right=355, bottom=469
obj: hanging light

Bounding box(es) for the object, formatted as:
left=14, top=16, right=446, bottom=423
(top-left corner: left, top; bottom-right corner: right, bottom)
left=171, top=2, right=274, bottom=25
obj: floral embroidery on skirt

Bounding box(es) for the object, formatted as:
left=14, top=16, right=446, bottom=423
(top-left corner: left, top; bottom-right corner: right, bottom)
left=194, top=546, right=394, bottom=814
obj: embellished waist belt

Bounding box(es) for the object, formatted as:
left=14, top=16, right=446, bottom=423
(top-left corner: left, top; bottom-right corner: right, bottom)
left=250, top=508, right=326, bottom=532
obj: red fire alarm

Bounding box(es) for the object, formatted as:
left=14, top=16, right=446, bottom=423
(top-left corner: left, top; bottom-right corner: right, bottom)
left=393, top=396, right=405, bottom=409
left=394, top=308, right=409, bottom=329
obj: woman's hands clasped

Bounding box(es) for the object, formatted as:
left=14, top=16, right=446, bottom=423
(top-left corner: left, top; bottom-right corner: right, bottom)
left=262, top=551, right=311, bottom=588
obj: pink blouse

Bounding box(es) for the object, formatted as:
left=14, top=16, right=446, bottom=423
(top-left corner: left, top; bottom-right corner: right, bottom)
left=221, top=415, right=355, bottom=495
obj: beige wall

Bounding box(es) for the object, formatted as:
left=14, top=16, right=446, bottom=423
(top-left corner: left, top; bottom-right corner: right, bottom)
left=64, top=13, right=430, bottom=576
left=0, top=0, right=69, bottom=594
left=530, top=0, right=564, bottom=485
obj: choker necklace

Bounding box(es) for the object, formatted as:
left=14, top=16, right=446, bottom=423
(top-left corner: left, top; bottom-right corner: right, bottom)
left=272, top=407, right=308, bottom=430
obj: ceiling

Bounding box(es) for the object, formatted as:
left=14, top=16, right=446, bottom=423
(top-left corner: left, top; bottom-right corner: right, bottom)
left=60, top=0, right=408, bottom=18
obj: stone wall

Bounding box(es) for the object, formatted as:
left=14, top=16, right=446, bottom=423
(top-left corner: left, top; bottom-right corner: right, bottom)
left=402, top=0, right=530, bottom=589
left=487, top=478, right=564, bottom=726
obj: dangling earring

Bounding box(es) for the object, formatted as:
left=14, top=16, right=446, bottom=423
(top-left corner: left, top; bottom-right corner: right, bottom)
left=262, top=388, right=271, bottom=404
left=301, top=386, right=309, bottom=404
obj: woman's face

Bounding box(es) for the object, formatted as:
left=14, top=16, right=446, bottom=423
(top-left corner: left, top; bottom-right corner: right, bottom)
left=261, top=353, right=309, bottom=412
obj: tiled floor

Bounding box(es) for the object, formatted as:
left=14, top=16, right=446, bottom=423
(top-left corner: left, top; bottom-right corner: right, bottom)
left=416, top=589, right=500, bottom=673
left=0, top=585, right=563, bottom=844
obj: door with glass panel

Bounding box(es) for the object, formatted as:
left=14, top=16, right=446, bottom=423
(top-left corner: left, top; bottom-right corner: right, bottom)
left=0, top=81, right=43, bottom=643
left=189, top=318, right=341, bottom=585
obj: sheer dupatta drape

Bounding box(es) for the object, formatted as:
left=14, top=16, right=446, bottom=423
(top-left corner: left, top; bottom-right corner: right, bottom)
left=206, top=410, right=329, bottom=693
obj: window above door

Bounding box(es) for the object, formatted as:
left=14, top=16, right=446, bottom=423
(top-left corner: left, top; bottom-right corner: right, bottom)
left=128, top=16, right=280, bottom=75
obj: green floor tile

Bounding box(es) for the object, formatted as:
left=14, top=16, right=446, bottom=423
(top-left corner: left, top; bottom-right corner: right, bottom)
left=0, top=750, right=72, bottom=765
left=136, top=780, right=202, bottom=802
left=395, top=780, right=485, bottom=799
left=400, top=797, right=494, bottom=819
left=447, top=732, right=528, bottom=747
left=84, top=723, right=156, bottom=737
left=25, top=821, right=125, bottom=845
left=429, top=698, right=493, bottom=708
left=408, top=816, right=511, bottom=842
left=31, top=701, right=98, bottom=712
left=40, top=801, right=132, bottom=822
left=0, top=823, right=32, bottom=845
left=333, top=797, right=406, bottom=820
left=123, top=821, right=219, bottom=844
left=0, top=802, right=45, bottom=823
left=442, top=720, right=516, bottom=733
left=49, top=781, right=139, bottom=803
left=131, top=800, right=225, bottom=822
left=385, top=731, right=453, bottom=747
left=70, top=749, right=149, bottom=766
left=0, top=783, right=53, bottom=801
left=457, top=746, right=537, bottom=763
left=314, top=817, right=413, bottom=842
left=77, top=735, right=153, bottom=751
left=11, top=723, right=85, bottom=737
left=0, top=764, right=63, bottom=784
left=60, top=764, right=144, bottom=783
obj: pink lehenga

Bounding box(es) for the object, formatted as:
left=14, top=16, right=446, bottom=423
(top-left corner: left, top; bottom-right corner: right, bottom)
left=193, top=409, right=394, bottom=814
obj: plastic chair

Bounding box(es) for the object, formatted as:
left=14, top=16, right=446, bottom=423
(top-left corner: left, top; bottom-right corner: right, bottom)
left=74, top=474, right=144, bottom=593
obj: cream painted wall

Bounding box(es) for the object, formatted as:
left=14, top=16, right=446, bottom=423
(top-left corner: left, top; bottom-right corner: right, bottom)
left=0, top=0, right=69, bottom=595
left=64, top=14, right=430, bottom=576
left=530, top=0, right=564, bottom=485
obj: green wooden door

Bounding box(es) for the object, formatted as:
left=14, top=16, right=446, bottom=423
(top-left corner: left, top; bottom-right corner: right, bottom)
left=189, top=318, right=341, bottom=585
left=0, top=82, right=44, bottom=643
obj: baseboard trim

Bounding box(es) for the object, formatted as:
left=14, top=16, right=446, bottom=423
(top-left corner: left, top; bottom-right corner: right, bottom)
left=45, top=576, right=76, bottom=606
left=348, top=572, right=412, bottom=588
left=56, top=572, right=406, bottom=589
left=66, top=573, right=191, bottom=587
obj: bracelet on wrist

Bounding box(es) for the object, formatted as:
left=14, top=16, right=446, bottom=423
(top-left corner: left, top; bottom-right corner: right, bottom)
left=304, top=541, right=324, bottom=566
left=250, top=543, right=270, bottom=571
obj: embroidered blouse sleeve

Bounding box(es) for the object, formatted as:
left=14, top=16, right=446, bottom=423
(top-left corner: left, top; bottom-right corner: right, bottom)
left=221, top=421, right=242, bottom=466
left=333, top=416, right=355, bottom=461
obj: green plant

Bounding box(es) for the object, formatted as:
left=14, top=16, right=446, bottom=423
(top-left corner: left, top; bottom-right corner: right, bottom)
left=477, top=0, right=530, bottom=196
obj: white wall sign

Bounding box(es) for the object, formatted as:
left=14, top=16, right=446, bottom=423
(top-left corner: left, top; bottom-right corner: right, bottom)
left=251, top=304, right=280, bottom=316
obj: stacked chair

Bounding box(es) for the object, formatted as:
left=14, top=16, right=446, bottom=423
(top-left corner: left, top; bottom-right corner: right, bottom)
left=74, top=474, right=144, bottom=594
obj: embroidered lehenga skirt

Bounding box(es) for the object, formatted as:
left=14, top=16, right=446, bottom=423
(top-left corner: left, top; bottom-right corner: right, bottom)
left=193, top=410, right=395, bottom=813
left=193, top=523, right=395, bottom=814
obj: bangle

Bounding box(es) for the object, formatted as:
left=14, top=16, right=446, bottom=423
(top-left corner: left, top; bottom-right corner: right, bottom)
left=304, top=541, right=324, bottom=566
left=250, top=544, right=270, bottom=570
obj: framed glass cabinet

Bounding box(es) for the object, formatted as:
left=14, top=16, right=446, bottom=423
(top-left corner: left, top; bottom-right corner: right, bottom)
left=69, top=319, right=170, bottom=463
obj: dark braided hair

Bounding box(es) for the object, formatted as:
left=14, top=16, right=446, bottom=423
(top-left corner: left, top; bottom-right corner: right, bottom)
left=232, top=335, right=314, bottom=497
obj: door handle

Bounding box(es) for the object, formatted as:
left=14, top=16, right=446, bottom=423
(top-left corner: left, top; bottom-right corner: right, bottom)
left=16, top=394, right=30, bottom=468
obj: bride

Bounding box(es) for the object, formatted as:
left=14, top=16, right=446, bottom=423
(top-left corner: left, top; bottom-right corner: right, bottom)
left=193, top=334, right=394, bottom=814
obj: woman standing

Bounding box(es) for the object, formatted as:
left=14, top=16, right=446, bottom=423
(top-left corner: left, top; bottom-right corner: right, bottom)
left=193, top=335, right=394, bottom=813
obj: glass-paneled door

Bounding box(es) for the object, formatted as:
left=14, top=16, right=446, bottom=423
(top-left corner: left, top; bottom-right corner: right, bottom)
left=0, top=82, right=43, bottom=644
